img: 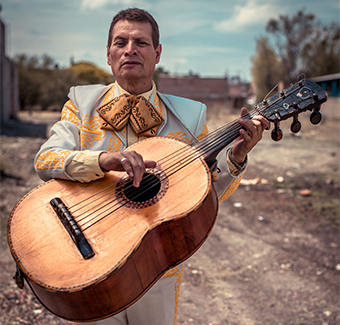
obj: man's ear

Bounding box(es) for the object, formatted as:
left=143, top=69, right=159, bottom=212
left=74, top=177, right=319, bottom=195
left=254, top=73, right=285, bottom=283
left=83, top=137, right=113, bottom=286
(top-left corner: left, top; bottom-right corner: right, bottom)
left=155, top=44, right=162, bottom=63
left=106, top=46, right=111, bottom=66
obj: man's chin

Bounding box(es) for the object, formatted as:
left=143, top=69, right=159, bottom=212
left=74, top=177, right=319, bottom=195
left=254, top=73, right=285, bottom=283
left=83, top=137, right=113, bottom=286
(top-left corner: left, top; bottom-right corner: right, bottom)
left=119, top=68, right=142, bottom=79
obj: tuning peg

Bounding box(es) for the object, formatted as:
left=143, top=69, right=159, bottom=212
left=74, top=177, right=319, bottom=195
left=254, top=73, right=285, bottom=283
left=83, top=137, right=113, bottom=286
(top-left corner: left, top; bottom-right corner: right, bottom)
left=310, top=110, right=322, bottom=125
left=290, top=115, right=301, bottom=133
left=271, top=123, right=283, bottom=141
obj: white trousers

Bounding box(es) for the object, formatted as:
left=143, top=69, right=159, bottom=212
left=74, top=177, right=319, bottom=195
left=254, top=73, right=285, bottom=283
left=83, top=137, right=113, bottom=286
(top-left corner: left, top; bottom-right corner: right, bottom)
left=77, top=265, right=183, bottom=325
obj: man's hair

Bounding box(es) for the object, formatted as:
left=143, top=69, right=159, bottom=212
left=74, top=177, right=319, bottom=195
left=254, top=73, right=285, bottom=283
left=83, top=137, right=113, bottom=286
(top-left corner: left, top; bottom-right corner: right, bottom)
left=107, top=8, right=160, bottom=49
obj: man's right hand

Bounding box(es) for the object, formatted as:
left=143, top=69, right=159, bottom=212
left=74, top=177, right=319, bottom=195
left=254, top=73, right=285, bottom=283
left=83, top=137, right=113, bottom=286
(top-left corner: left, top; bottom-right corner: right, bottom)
left=99, top=151, right=156, bottom=188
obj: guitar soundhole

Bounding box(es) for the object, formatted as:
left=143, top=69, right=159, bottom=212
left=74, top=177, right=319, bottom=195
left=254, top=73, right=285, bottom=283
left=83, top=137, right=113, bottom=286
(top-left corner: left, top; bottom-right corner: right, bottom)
left=124, top=173, right=161, bottom=202
left=116, top=169, right=169, bottom=208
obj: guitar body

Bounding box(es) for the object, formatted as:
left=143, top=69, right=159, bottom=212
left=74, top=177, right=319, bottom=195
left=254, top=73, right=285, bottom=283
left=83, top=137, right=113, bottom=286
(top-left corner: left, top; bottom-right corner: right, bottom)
left=7, top=137, right=219, bottom=322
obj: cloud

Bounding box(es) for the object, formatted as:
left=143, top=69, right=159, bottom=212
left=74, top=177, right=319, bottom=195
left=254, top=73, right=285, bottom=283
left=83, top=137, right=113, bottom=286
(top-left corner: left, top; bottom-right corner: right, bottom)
left=213, top=0, right=279, bottom=33
left=80, top=0, right=136, bottom=10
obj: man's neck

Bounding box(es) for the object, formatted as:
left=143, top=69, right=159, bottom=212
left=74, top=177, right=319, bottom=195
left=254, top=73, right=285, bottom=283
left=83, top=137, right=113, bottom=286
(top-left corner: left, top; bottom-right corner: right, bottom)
left=117, top=82, right=154, bottom=101
left=116, top=79, right=153, bottom=95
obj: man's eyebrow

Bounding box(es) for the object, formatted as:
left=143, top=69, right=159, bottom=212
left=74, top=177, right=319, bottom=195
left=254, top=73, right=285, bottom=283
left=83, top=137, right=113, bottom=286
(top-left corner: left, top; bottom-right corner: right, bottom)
left=113, top=35, right=150, bottom=42
left=113, top=36, right=126, bottom=41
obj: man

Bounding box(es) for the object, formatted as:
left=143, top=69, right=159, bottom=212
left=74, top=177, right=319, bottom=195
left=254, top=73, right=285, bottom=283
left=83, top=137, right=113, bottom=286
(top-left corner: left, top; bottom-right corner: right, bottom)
left=35, top=8, right=269, bottom=325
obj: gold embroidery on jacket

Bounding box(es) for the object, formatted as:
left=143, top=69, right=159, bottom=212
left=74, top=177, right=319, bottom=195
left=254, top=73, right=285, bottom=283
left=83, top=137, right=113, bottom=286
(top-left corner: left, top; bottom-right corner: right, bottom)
left=104, top=85, right=116, bottom=103
left=168, top=123, right=208, bottom=144
left=197, top=123, right=208, bottom=139
left=219, top=174, right=243, bottom=203
left=153, top=90, right=165, bottom=117
left=107, top=133, right=123, bottom=152
left=168, top=131, right=191, bottom=144
left=35, top=151, right=71, bottom=170
left=163, top=265, right=183, bottom=325
left=80, top=114, right=104, bottom=148
left=61, top=100, right=80, bottom=126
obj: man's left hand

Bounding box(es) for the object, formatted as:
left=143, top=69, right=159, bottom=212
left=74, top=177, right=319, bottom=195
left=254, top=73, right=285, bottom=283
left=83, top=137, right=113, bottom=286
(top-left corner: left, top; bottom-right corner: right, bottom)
left=231, top=107, right=270, bottom=164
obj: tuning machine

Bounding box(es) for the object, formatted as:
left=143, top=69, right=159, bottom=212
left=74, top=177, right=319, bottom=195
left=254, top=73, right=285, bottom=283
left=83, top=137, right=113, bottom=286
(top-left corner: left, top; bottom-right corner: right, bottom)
left=271, top=123, right=283, bottom=141
left=310, top=107, right=322, bottom=125
left=290, top=115, right=301, bottom=133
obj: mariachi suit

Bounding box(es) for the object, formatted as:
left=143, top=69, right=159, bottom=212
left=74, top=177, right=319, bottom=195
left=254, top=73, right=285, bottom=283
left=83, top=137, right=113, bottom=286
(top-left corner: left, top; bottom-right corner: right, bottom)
left=34, top=82, right=246, bottom=325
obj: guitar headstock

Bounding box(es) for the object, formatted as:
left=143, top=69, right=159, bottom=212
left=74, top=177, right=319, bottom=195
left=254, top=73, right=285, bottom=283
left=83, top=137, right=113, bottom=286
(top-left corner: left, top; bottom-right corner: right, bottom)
left=255, top=79, right=327, bottom=141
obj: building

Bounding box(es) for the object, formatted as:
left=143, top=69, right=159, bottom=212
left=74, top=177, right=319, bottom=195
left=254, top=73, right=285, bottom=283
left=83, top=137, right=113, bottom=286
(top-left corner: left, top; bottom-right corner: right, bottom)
left=0, top=7, right=19, bottom=125
left=311, top=73, right=340, bottom=97
left=157, top=73, right=248, bottom=109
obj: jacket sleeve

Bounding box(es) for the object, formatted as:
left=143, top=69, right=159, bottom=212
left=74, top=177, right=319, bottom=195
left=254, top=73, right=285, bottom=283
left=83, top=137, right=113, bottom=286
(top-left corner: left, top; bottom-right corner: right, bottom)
left=34, top=99, right=103, bottom=182
left=213, top=148, right=247, bottom=202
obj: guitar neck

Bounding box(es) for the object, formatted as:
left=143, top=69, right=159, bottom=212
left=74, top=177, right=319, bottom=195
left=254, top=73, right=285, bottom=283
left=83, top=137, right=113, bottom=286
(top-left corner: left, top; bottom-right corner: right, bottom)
left=193, top=112, right=253, bottom=166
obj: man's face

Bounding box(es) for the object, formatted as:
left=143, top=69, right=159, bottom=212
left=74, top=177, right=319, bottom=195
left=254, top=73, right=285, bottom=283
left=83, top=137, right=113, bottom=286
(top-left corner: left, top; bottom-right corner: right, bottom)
left=107, top=20, right=161, bottom=89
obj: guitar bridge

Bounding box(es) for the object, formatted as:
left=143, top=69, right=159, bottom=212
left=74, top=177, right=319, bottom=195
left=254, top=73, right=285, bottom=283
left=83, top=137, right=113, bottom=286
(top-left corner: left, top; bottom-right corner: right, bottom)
left=50, top=198, right=95, bottom=259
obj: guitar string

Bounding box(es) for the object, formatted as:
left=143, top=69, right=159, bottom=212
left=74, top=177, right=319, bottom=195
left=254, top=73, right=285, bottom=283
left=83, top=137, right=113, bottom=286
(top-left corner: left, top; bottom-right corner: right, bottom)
left=68, top=121, right=235, bottom=213
left=71, top=133, right=219, bottom=218
left=80, top=148, right=210, bottom=230
left=74, top=86, right=313, bottom=230
left=76, top=108, right=269, bottom=230
left=78, top=110, right=266, bottom=229
left=75, top=103, right=280, bottom=228
left=77, top=146, right=205, bottom=227
left=76, top=113, right=253, bottom=230
left=77, top=128, right=237, bottom=228
left=70, top=112, right=248, bottom=215
left=80, top=123, right=244, bottom=230
left=76, top=116, right=245, bottom=228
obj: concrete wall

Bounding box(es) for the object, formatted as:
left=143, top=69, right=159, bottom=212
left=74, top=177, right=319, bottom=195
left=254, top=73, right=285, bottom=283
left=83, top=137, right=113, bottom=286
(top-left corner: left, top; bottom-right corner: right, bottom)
left=0, top=15, right=19, bottom=124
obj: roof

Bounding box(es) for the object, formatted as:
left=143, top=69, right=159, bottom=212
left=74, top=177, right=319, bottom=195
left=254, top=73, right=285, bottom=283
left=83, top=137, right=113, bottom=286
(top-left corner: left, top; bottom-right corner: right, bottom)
left=311, top=73, right=340, bottom=82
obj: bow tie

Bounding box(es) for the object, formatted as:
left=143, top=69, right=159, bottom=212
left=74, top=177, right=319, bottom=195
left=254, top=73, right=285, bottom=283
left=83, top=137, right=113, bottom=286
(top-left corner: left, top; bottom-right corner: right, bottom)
left=97, top=94, right=164, bottom=137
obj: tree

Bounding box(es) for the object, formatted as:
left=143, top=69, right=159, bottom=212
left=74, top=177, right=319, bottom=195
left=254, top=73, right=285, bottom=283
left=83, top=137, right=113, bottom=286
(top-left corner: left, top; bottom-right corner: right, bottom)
left=15, top=54, right=77, bottom=110
left=251, top=9, right=339, bottom=100
left=69, top=62, right=114, bottom=85
left=300, top=22, right=340, bottom=77
left=15, top=54, right=41, bottom=109
left=266, top=9, right=318, bottom=81
left=15, top=56, right=115, bottom=110
left=251, top=38, right=284, bottom=102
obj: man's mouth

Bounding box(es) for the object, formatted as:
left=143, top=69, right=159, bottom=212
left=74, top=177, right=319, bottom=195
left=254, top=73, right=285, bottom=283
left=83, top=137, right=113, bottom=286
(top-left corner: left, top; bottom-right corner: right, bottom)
left=121, top=60, right=141, bottom=67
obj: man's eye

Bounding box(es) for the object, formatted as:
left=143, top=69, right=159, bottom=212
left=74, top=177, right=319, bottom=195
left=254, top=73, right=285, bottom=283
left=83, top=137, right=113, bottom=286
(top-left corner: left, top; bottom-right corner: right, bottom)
left=114, top=41, right=126, bottom=47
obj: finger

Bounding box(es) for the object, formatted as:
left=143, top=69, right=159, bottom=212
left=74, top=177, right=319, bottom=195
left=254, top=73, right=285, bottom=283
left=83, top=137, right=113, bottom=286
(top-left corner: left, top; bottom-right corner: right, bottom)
left=119, top=155, right=135, bottom=179
left=238, top=118, right=256, bottom=137
left=123, top=152, right=147, bottom=187
left=240, top=107, right=248, bottom=117
left=239, top=128, right=252, bottom=143
left=253, top=115, right=270, bottom=131
left=252, top=119, right=263, bottom=135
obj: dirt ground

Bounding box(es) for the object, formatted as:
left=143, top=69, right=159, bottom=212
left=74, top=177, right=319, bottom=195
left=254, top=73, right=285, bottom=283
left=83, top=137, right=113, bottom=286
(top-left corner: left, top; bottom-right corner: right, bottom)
left=0, top=98, right=339, bottom=325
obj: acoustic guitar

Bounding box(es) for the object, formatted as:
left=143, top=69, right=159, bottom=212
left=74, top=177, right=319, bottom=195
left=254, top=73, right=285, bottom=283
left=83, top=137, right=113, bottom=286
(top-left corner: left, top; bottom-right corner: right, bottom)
left=7, top=79, right=327, bottom=322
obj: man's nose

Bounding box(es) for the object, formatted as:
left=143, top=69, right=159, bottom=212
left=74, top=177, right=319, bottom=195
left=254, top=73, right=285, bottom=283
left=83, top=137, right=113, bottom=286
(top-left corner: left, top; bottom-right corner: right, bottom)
left=125, top=41, right=138, bottom=56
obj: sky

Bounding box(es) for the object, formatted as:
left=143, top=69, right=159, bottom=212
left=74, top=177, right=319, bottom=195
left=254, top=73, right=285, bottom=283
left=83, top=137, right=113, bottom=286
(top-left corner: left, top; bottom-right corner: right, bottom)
left=1, top=0, right=339, bottom=81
